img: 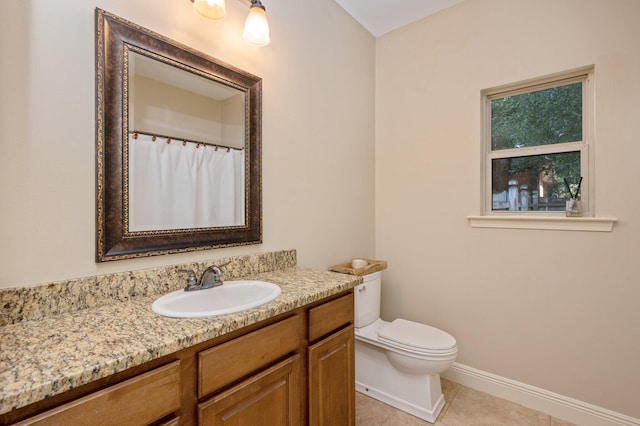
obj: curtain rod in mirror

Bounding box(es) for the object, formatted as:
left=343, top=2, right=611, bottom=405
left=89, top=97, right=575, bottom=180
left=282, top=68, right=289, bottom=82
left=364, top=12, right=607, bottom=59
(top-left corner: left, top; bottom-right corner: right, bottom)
left=130, top=131, right=244, bottom=151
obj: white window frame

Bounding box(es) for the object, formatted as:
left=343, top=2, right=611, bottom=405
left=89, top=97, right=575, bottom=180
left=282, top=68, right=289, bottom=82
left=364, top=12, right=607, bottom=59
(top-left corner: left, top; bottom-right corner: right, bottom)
left=481, top=68, right=595, bottom=217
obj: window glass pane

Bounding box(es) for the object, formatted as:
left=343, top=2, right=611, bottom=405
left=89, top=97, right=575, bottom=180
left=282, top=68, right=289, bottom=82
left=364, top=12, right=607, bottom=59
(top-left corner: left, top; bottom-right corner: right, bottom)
left=491, top=82, right=582, bottom=151
left=491, top=151, right=580, bottom=211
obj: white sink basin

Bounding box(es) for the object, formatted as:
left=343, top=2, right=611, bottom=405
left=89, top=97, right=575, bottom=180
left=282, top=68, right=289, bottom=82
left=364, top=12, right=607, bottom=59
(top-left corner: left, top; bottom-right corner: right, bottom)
left=151, top=280, right=281, bottom=318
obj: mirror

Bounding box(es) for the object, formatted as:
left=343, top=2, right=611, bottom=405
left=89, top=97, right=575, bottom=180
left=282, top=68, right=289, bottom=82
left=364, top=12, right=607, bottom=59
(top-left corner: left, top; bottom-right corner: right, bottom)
left=96, top=9, right=262, bottom=261
left=128, top=51, right=247, bottom=231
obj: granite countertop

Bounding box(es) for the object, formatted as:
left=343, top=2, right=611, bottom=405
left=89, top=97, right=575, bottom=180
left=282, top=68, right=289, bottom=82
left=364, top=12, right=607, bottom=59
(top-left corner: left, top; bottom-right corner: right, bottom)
left=0, top=267, right=361, bottom=415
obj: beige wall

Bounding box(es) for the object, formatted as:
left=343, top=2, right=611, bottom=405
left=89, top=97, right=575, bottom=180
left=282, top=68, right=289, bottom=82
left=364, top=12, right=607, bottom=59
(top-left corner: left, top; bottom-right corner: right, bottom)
left=132, top=74, right=245, bottom=148
left=132, top=76, right=227, bottom=146
left=0, top=0, right=375, bottom=287
left=221, top=94, right=245, bottom=148
left=375, top=0, right=640, bottom=417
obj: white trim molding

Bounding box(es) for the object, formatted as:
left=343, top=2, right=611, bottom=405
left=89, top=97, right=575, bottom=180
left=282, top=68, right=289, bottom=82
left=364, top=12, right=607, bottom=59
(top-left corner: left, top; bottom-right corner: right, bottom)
left=467, top=215, right=617, bottom=232
left=442, top=363, right=640, bottom=426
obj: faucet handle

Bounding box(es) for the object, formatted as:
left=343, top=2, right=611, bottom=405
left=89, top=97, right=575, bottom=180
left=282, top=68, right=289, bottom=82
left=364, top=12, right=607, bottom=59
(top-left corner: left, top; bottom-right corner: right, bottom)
left=209, top=261, right=231, bottom=278
left=178, top=269, right=199, bottom=290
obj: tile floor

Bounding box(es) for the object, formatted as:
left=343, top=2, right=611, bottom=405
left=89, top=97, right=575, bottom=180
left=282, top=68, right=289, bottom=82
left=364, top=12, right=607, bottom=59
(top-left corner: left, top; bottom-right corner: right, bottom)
left=355, top=378, right=577, bottom=425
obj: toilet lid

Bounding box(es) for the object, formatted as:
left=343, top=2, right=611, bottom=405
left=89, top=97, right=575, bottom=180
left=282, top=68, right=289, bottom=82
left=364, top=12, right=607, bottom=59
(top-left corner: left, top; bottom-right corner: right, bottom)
left=378, top=318, right=457, bottom=351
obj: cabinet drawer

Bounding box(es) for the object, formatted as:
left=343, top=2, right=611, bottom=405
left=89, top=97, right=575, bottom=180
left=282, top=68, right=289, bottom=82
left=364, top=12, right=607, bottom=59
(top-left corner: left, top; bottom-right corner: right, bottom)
left=199, top=315, right=303, bottom=398
left=308, top=292, right=354, bottom=342
left=16, top=361, right=181, bottom=426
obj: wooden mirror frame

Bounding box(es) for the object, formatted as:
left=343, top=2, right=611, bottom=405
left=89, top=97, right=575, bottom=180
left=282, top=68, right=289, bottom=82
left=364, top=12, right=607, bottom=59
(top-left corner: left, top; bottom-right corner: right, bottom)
left=95, top=9, right=262, bottom=262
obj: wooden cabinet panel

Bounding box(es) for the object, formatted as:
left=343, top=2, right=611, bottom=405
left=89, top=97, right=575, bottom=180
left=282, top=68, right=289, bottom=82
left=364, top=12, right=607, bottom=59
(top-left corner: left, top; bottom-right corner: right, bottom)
left=308, top=325, right=355, bottom=426
left=15, top=361, right=181, bottom=426
left=308, top=293, right=354, bottom=342
left=198, top=315, right=303, bottom=398
left=198, top=355, right=302, bottom=426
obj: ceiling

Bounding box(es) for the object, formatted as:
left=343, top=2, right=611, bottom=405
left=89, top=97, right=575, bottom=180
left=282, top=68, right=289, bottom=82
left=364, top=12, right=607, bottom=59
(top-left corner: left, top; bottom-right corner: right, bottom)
left=334, top=0, right=464, bottom=37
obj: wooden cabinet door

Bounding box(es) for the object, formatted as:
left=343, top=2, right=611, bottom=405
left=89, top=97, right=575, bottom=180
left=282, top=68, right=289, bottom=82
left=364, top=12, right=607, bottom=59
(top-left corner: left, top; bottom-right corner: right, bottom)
left=198, top=355, right=302, bottom=425
left=308, top=326, right=355, bottom=426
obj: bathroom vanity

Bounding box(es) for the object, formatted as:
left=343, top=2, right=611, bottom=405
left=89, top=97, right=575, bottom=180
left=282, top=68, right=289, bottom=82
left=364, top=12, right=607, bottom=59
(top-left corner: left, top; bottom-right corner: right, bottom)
left=0, top=265, right=359, bottom=425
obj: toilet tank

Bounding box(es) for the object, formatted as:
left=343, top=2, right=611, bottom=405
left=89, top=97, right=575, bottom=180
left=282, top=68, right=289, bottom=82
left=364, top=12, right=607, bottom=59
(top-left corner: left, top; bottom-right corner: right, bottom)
left=354, top=271, right=382, bottom=328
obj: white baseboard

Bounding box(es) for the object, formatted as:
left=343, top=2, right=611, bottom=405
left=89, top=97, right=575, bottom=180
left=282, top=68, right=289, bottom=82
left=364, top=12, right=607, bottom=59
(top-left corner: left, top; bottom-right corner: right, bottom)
left=442, top=363, right=639, bottom=426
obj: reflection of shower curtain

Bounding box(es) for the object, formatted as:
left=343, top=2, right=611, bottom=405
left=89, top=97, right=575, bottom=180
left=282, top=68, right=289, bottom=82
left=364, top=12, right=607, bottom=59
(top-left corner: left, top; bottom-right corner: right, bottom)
left=128, top=134, right=245, bottom=232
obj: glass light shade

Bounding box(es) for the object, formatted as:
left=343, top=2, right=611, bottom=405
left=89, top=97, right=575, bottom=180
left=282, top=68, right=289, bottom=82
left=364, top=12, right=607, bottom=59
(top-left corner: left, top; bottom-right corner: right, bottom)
left=193, top=0, right=226, bottom=20
left=243, top=6, right=270, bottom=46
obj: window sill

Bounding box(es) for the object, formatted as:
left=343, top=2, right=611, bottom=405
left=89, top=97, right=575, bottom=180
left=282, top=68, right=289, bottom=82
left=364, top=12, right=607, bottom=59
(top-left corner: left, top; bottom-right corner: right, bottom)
left=467, top=215, right=617, bottom=232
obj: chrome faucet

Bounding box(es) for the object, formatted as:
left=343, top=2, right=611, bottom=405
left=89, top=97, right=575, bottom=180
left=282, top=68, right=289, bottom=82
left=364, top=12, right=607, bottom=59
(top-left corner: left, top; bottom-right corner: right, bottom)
left=178, top=262, right=231, bottom=291
left=200, top=264, right=227, bottom=289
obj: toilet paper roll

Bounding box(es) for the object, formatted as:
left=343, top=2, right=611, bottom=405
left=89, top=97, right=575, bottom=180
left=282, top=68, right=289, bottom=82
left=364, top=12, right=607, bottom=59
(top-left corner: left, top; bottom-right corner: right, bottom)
left=351, top=259, right=368, bottom=269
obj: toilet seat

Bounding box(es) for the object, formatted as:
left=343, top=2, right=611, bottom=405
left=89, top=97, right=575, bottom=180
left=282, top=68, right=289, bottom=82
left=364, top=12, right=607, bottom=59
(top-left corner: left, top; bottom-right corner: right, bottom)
left=378, top=319, right=457, bottom=356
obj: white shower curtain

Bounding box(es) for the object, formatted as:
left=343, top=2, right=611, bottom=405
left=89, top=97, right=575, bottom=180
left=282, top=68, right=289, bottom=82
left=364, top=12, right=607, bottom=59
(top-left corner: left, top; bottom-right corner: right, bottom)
left=128, top=133, right=245, bottom=232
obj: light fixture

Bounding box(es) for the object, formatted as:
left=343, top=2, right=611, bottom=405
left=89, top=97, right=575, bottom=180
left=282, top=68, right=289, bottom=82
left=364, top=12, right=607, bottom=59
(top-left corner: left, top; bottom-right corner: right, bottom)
left=191, top=0, right=226, bottom=21
left=190, top=0, right=270, bottom=47
left=243, top=0, right=270, bottom=46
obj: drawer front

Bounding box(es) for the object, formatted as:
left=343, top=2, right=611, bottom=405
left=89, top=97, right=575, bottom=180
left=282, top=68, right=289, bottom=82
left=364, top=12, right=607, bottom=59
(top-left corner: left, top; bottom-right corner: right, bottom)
left=308, top=292, right=354, bottom=342
left=199, top=315, right=303, bottom=398
left=17, top=361, right=181, bottom=426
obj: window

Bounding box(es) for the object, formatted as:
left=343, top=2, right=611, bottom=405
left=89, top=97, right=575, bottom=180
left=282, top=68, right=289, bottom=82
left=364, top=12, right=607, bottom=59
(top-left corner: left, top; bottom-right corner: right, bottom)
left=483, top=69, right=593, bottom=214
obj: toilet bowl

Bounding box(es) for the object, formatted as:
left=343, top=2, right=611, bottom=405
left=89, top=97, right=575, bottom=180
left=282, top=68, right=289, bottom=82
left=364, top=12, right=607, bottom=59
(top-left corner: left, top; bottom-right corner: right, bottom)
left=354, top=271, right=457, bottom=423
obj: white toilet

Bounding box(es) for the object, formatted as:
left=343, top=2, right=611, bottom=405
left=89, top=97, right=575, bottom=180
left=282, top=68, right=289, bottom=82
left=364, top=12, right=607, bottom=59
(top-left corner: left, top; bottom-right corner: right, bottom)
left=354, top=271, right=458, bottom=423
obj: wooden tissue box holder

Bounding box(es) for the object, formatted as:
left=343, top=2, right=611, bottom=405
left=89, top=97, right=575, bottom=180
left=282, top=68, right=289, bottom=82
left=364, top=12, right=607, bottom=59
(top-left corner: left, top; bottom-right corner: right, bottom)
left=329, top=259, right=388, bottom=276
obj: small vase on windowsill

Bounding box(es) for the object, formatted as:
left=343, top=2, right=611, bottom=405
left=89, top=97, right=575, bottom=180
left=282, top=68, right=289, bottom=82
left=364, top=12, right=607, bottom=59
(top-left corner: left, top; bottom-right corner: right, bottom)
left=566, top=198, right=583, bottom=217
